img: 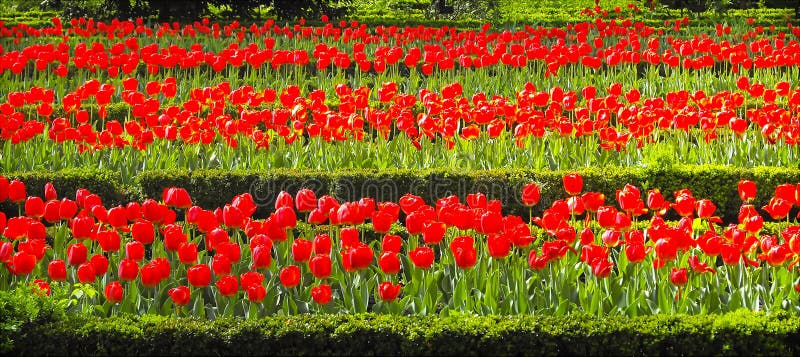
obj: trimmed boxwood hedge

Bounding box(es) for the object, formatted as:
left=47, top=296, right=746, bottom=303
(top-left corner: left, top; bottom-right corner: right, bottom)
left=3, top=288, right=800, bottom=356
left=4, top=165, right=800, bottom=223
left=136, top=165, right=800, bottom=224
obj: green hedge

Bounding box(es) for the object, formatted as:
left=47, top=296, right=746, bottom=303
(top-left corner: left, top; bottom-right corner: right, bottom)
left=4, top=165, right=800, bottom=224
left=136, top=165, right=800, bottom=223
left=3, top=289, right=800, bottom=356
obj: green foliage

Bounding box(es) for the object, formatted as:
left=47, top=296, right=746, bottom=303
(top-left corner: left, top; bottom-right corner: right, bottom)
left=0, top=287, right=65, bottom=354
left=3, top=293, right=800, bottom=356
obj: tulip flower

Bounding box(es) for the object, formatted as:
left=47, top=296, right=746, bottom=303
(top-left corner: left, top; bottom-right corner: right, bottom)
left=125, top=241, right=145, bottom=261
left=90, top=254, right=109, bottom=277
left=48, top=259, right=67, bottom=281
left=163, top=187, right=192, bottom=209
left=563, top=173, right=583, bottom=196
left=409, top=246, right=435, bottom=269
left=295, top=189, right=317, bottom=213
left=187, top=264, right=212, bottom=288
left=669, top=267, right=688, bottom=286
left=77, top=262, right=96, bottom=283
left=118, top=258, right=139, bottom=281
left=311, top=284, right=332, bottom=305
left=378, top=281, right=402, bottom=302
left=737, top=180, right=757, bottom=202
left=378, top=251, right=401, bottom=275
left=521, top=183, right=541, bottom=206
left=245, top=284, right=266, bottom=303
left=104, top=281, right=124, bottom=303
left=291, top=238, right=313, bottom=262
left=168, top=286, right=191, bottom=306
left=279, top=265, right=301, bottom=288
left=313, top=234, right=332, bottom=255
left=215, top=275, right=239, bottom=297
left=67, top=243, right=88, bottom=266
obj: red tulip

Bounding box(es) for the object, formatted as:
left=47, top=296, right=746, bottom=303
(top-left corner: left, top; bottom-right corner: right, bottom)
left=187, top=264, right=211, bottom=288
left=669, top=267, right=688, bottom=286
left=90, top=254, right=109, bottom=276
left=96, top=229, right=121, bottom=252
left=8, top=252, right=36, bottom=276
left=163, top=224, right=187, bottom=251
left=48, top=259, right=67, bottom=281
left=422, top=221, right=446, bottom=245
left=222, top=204, right=245, bottom=229
left=313, top=234, right=332, bottom=255
left=59, top=199, right=78, bottom=220
left=450, top=236, right=477, bottom=269
left=528, top=250, right=548, bottom=270
left=240, top=271, right=264, bottom=290
left=131, top=221, right=155, bottom=244
left=70, top=214, right=94, bottom=240
left=163, top=187, right=192, bottom=209
left=118, top=258, right=139, bottom=281
left=378, top=251, right=401, bottom=274
left=246, top=284, right=267, bottom=302
left=125, top=241, right=145, bottom=261
left=77, top=262, right=96, bottom=283
left=311, top=284, right=332, bottom=304
left=212, top=254, right=232, bottom=276
left=309, top=254, right=332, bottom=279
left=295, top=189, right=317, bottom=212
left=104, top=281, right=123, bottom=303
left=215, top=275, right=238, bottom=296
left=232, top=193, right=257, bottom=217
left=279, top=265, right=301, bottom=288
left=695, top=199, right=717, bottom=219
left=377, top=235, right=400, bottom=254
left=371, top=210, right=394, bottom=233
left=178, top=242, right=198, bottom=265
left=672, top=190, right=696, bottom=217
left=251, top=245, right=272, bottom=269
left=399, top=194, right=425, bottom=215
left=168, top=286, right=191, bottom=306
left=591, top=259, right=614, bottom=278
left=0, top=176, right=6, bottom=202
left=688, top=255, right=716, bottom=274
left=625, top=243, right=648, bottom=263
left=275, top=191, right=294, bottom=209
left=140, top=263, right=163, bottom=287
left=25, top=197, right=45, bottom=218
left=343, top=243, right=373, bottom=272
left=8, top=180, right=26, bottom=203
left=106, top=206, right=128, bottom=229
left=521, top=183, right=541, bottom=206
left=340, top=227, right=360, bottom=249
left=647, top=189, right=669, bottom=216
left=763, top=197, right=793, bottom=220
left=378, top=281, right=402, bottom=302
left=487, top=233, right=511, bottom=259
left=275, top=206, right=297, bottom=229
left=67, top=243, right=88, bottom=265
left=206, top=228, right=230, bottom=251
left=409, top=246, right=435, bottom=269
left=737, top=180, right=757, bottom=202
left=563, top=173, right=583, bottom=196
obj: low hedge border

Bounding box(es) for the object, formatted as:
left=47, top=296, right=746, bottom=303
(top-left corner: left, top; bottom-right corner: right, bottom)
left=3, top=288, right=800, bottom=356
left=3, top=165, right=800, bottom=224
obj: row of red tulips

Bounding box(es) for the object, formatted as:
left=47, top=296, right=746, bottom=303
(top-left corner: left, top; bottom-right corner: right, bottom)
left=2, top=12, right=799, bottom=77
left=3, top=77, right=799, bottom=150
left=2, top=172, right=800, bottom=316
